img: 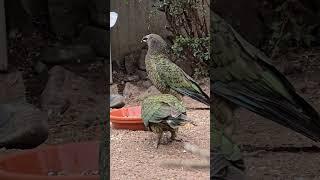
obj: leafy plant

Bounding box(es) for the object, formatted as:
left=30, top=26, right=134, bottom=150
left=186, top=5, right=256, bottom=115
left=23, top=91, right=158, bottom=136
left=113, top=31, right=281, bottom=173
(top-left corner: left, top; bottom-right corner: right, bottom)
left=265, top=0, right=319, bottom=57
left=172, top=35, right=210, bottom=63
left=152, top=0, right=210, bottom=77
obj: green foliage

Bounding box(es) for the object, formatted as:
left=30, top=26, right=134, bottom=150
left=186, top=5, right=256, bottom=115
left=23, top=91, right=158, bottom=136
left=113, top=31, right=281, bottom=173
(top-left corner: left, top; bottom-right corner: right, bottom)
left=152, top=0, right=210, bottom=77
left=172, top=35, right=210, bottom=63
left=123, top=0, right=129, bottom=4
left=266, top=0, right=319, bottom=56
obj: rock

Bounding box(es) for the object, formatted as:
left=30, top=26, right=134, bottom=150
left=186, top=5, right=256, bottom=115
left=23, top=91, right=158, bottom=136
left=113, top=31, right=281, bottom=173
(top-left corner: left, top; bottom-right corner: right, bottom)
left=125, top=75, right=140, bottom=82
left=34, top=61, right=48, bottom=74
left=138, top=49, right=147, bottom=70
left=123, top=82, right=141, bottom=99
left=142, top=80, right=153, bottom=89
left=138, top=86, right=161, bottom=101
left=0, top=101, right=48, bottom=149
left=78, top=26, right=107, bottom=57
left=41, top=44, right=95, bottom=64
left=48, top=0, right=89, bottom=38
left=110, top=84, right=119, bottom=94
left=0, top=71, right=26, bottom=103
left=137, top=70, right=148, bottom=80
left=41, top=66, right=71, bottom=115
left=41, top=66, right=105, bottom=126
left=110, top=94, right=125, bottom=109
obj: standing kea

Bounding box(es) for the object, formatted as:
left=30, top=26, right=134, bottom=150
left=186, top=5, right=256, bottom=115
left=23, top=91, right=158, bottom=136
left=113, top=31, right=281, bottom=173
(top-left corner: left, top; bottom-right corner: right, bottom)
left=142, top=94, right=195, bottom=148
left=142, top=34, right=209, bottom=106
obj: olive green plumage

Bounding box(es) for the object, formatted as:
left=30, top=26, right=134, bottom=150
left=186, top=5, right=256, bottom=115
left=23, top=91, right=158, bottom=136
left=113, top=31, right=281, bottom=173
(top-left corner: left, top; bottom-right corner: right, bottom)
left=141, top=94, right=194, bottom=148
left=211, top=12, right=320, bottom=178
left=212, top=12, right=320, bottom=143
left=142, top=34, right=209, bottom=105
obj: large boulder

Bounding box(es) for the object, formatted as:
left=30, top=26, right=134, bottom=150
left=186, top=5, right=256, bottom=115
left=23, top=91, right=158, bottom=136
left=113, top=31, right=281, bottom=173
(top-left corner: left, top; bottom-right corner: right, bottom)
left=0, top=71, right=48, bottom=149
left=0, top=101, right=48, bottom=149
left=0, top=71, right=26, bottom=103
left=41, top=66, right=105, bottom=126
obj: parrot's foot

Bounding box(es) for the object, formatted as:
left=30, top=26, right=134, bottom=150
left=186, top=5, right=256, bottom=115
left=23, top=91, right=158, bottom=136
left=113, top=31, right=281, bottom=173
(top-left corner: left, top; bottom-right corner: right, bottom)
left=169, top=130, right=185, bottom=143
left=155, top=138, right=173, bottom=148
left=168, top=137, right=184, bottom=143
left=172, top=138, right=183, bottom=142
left=155, top=132, right=163, bottom=148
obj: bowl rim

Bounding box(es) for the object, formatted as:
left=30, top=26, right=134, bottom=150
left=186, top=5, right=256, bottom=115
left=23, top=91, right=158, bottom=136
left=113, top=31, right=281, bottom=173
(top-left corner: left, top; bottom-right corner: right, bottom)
left=110, top=106, right=142, bottom=123
left=110, top=116, right=142, bottom=123
left=0, top=141, right=99, bottom=179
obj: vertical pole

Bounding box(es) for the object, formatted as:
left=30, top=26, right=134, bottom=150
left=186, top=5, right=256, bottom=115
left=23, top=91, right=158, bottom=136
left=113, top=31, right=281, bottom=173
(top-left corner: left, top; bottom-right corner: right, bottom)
left=110, top=47, right=112, bottom=84
left=0, top=0, right=8, bottom=72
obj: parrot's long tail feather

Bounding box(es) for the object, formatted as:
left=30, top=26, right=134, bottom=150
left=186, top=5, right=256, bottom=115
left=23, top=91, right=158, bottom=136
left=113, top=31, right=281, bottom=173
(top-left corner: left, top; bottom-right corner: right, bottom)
left=174, top=87, right=210, bottom=106
left=214, top=83, right=320, bottom=142
left=187, top=91, right=210, bottom=106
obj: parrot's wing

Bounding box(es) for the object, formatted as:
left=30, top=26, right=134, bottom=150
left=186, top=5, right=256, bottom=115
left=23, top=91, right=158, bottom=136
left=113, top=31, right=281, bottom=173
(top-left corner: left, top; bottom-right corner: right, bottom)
left=212, top=12, right=320, bottom=142
left=142, top=96, right=187, bottom=128
left=156, top=56, right=210, bottom=105
left=142, top=101, right=166, bottom=127
left=142, top=101, right=177, bottom=125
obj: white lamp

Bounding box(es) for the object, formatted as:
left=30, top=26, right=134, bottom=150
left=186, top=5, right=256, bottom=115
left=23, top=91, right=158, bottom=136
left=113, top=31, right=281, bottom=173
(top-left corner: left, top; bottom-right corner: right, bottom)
left=110, top=12, right=118, bottom=84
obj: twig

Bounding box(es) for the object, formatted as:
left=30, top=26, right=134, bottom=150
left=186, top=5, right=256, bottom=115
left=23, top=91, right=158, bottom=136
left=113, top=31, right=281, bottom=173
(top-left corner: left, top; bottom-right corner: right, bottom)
left=271, top=16, right=289, bottom=58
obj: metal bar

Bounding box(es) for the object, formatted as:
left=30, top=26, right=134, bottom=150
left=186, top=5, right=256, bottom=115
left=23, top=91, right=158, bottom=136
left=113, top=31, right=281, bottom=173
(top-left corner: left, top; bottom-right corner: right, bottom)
left=0, top=0, right=7, bottom=72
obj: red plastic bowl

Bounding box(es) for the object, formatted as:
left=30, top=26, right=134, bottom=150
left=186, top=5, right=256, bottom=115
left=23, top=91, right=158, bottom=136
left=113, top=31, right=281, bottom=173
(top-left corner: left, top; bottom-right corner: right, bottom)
left=110, top=106, right=145, bottom=130
left=0, top=141, right=99, bottom=180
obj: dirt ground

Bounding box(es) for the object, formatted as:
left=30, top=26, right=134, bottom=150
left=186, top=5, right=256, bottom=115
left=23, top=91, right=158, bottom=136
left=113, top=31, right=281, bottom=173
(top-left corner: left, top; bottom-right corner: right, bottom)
left=110, top=86, right=210, bottom=180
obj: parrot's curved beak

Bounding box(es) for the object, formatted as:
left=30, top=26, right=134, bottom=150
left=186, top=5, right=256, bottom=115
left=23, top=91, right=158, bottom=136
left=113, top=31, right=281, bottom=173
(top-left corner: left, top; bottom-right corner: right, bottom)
left=141, top=36, right=148, bottom=43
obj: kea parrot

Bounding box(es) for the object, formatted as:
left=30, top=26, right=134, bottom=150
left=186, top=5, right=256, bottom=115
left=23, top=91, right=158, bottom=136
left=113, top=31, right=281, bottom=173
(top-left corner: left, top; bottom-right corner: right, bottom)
left=211, top=11, right=320, bottom=179
left=142, top=34, right=210, bottom=106
left=141, top=94, right=195, bottom=148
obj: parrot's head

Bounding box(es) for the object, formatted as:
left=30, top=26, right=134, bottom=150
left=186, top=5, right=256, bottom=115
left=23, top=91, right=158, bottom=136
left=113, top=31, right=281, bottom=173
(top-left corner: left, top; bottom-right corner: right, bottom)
left=142, top=34, right=168, bottom=54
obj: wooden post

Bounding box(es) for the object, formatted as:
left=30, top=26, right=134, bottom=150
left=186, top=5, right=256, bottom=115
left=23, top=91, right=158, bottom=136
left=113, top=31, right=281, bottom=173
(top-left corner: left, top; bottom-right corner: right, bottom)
left=0, top=0, right=7, bottom=72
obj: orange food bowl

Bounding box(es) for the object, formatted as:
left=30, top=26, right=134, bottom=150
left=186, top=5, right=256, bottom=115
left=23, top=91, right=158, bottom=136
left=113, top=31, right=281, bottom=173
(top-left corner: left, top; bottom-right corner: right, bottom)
left=110, top=106, right=145, bottom=130
left=0, top=141, right=99, bottom=180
